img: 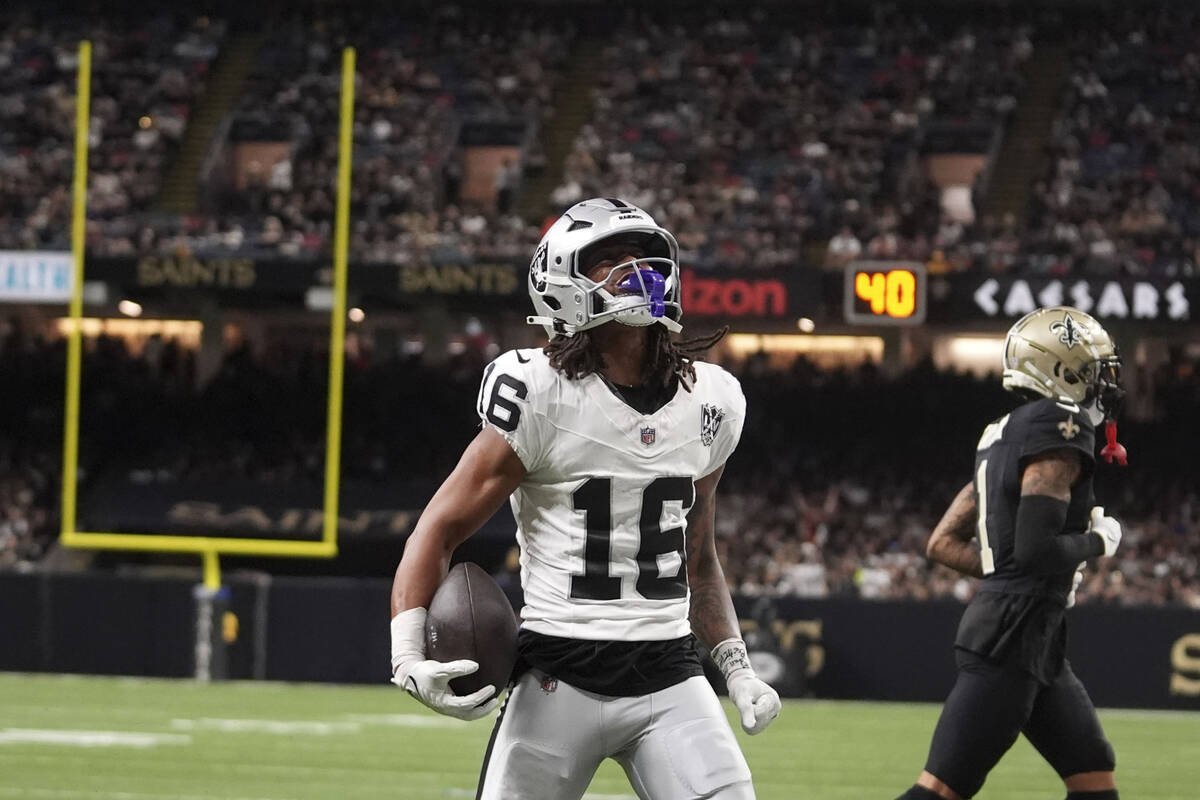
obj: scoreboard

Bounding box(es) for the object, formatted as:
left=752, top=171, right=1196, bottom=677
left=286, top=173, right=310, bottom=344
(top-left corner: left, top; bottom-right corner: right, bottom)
left=843, top=261, right=927, bottom=325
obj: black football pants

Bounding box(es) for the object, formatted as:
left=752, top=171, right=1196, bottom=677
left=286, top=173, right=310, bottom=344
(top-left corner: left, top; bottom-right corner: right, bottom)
left=923, top=649, right=1115, bottom=799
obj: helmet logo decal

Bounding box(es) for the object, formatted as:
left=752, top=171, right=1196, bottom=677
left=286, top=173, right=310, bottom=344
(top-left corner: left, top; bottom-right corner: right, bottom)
left=529, top=242, right=549, bottom=293
left=700, top=404, right=725, bottom=446
left=1058, top=415, right=1080, bottom=440
left=1050, top=313, right=1088, bottom=349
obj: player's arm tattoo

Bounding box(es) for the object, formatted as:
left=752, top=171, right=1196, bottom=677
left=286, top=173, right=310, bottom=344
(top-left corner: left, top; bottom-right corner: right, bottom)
left=925, top=481, right=984, bottom=578
left=1020, top=448, right=1081, bottom=500
left=686, top=464, right=741, bottom=651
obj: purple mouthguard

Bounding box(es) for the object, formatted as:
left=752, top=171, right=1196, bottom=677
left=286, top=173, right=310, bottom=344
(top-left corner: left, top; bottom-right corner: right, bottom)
left=616, top=269, right=666, bottom=318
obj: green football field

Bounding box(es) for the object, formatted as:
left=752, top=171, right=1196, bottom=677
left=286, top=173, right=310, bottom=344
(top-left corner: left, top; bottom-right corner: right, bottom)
left=1, top=673, right=1197, bottom=800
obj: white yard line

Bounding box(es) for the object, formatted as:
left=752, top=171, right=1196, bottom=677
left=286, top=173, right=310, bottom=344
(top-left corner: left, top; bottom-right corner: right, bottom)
left=0, top=729, right=191, bottom=748
left=170, top=718, right=361, bottom=735
left=1097, top=707, right=1200, bottom=721
left=342, top=713, right=470, bottom=728
left=0, top=788, right=288, bottom=800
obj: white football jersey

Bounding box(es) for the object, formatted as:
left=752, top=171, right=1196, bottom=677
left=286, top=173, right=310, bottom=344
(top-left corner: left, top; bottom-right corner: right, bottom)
left=476, top=348, right=745, bottom=641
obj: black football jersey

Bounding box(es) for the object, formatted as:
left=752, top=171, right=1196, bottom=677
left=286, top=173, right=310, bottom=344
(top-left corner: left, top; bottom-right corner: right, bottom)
left=954, top=396, right=1096, bottom=682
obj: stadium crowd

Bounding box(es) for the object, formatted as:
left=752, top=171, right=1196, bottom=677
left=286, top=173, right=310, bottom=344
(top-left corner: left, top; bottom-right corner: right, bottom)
left=554, top=8, right=1030, bottom=271
left=1, top=323, right=1196, bottom=608
left=1019, top=7, right=1200, bottom=278
left=0, top=12, right=225, bottom=251
left=7, top=4, right=1200, bottom=278
left=119, top=7, right=570, bottom=264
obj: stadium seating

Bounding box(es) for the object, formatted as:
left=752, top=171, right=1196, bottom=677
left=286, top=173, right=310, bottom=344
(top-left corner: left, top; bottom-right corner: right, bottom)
left=131, top=9, right=570, bottom=263
left=1020, top=8, right=1200, bottom=277
left=553, top=8, right=1030, bottom=270
left=0, top=12, right=225, bottom=251
left=5, top=6, right=1198, bottom=278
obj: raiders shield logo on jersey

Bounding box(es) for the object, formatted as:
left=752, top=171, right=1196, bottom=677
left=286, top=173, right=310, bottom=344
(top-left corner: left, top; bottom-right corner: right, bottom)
left=700, top=404, right=724, bottom=446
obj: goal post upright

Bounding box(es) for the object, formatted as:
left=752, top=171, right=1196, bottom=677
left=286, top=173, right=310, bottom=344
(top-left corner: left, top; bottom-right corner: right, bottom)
left=321, top=46, right=356, bottom=556
left=59, top=39, right=91, bottom=547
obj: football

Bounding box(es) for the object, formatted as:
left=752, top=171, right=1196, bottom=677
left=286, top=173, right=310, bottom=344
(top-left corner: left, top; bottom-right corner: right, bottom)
left=425, top=562, right=519, bottom=700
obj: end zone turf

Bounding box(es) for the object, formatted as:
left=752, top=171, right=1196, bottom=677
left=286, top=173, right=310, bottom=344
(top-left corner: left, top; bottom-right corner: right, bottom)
left=0, top=674, right=1196, bottom=799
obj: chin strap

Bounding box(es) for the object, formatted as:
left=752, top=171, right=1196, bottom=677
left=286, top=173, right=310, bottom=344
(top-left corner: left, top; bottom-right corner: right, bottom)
left=526, top=314, right=577, bottom=335
left=1099, top=420, right=1128, bottom=466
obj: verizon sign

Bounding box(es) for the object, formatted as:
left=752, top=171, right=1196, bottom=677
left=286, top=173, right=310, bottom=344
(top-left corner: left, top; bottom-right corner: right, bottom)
left=681, top=269, right=788, bottom=317
left=970, top=278, right=1190, bottom=321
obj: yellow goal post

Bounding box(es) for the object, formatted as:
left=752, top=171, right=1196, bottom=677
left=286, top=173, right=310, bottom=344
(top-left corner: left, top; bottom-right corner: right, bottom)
left=59, top=43, right=358, bottom=588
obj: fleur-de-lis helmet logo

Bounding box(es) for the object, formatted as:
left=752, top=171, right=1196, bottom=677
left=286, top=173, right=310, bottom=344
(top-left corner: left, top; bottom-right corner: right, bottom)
left=1050, top=313, right=1089, bottom=349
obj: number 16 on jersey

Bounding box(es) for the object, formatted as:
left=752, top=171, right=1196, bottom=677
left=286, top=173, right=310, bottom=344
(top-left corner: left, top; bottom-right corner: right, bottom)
left=571, top=476, right=695, bottom=601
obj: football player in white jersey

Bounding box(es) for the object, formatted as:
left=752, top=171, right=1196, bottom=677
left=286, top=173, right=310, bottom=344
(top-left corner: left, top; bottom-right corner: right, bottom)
left=389, top=198, right=781, bottom=799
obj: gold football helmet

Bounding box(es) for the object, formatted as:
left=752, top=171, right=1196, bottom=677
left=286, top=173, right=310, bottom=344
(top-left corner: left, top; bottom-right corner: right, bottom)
left=1002, top=306, right=1124, bottom=424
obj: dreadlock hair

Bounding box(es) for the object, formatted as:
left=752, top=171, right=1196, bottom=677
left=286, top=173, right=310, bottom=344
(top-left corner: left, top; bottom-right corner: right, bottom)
left=544, top=324, right=729, bottom=392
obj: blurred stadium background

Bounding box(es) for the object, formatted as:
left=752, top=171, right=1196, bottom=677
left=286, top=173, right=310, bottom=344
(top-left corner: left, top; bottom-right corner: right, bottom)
left=1, top=0, right=1198, bottom=796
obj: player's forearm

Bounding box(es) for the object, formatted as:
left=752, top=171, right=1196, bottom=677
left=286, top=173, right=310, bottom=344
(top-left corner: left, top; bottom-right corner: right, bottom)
left=688, top=546, right=741, bottom=650
left=925, top=482, right=984, bottom=578
left=1013, top=495, right=1104, bottom=575
left=927, top=536, right=984, bottom=578
left=390, top=504, right=478, bottom=615
left=685, top=466, right=740, bottom=649
left=390, top=428, right=527, bottom=616
left=390, top=528, right=456, bottom=616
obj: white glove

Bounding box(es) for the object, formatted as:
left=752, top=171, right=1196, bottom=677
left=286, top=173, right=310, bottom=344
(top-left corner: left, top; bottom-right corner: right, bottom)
left=390, top=608, right=499, bottom=721
left=712, top=638, right=781, bottom=735
left=1066, top=562, right=1085, bottom=608
left=1088, top=506, right=1122, bottom=558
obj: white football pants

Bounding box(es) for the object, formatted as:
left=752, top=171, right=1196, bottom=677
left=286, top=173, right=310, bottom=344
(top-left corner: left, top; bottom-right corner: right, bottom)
left=476, top=671, right=755, bottom=800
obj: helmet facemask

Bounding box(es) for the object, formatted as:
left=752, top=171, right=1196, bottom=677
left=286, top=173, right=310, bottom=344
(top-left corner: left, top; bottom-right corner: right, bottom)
left=573, top=250, right=681, bottom=332
left=1082, top=356, right=1125, bottom=425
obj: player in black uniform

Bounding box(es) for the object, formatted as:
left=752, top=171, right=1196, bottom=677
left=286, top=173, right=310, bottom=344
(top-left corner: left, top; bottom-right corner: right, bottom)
left=896, top=306, right=1127, bottom=800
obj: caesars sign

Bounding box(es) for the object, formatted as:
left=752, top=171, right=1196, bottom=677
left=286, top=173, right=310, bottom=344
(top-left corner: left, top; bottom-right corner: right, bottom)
left=969, top=277, right=1191, bottom=321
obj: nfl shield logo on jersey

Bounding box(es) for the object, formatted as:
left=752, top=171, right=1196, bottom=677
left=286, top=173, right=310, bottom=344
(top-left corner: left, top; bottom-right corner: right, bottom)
left=700, top=404, right=724, bottom=447
left=640, top=426, right=656, bottom=446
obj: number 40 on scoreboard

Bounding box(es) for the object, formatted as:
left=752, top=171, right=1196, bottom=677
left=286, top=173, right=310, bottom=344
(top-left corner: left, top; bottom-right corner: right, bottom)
left=843, top=261, right=927, bottom=325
